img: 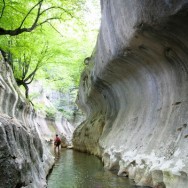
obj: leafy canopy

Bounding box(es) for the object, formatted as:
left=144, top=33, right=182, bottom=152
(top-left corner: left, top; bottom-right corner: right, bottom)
left=0, top=0, right=100, bottom=117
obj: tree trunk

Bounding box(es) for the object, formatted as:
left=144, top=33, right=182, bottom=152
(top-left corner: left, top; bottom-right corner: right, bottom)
left=16, top=79, right=29, bottom=99
left=23, top=82, right=29, bottom=99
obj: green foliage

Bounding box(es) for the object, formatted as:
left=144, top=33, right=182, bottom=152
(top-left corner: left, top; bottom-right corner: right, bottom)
left=59, top=109, right=73, bottom=120
left=0, top=0, right=86, bottom=34
left=45, top=107, right=57, bottom=119
left=33, top=14, right=98, bottom=92
left=0, top=0, right=100, bottom=115
left=29, top=91, right=41, bottom=101
left=34, top=102, right=57, bottom=119
left=34, top=103, right=47, bottom=112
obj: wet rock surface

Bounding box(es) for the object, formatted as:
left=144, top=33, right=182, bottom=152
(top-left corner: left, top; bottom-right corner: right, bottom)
left=73, top=1, right=188, bottom=187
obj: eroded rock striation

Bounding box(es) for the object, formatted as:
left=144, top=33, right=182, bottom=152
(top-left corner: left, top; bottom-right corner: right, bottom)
left=0, top=54, right=53, bottom=188
left=29, top=81, right=76, bottom=147
left=73, top=1, right=188, bottom=187
left=36, top=113, right=75, bottom=147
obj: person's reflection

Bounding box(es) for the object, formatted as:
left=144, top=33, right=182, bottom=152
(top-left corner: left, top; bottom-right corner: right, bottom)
left=54, top=149, right=60, bottom=162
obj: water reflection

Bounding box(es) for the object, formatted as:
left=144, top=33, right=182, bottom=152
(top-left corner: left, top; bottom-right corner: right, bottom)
left=47, top=149, right=148, bottom=188
left=54, top=150, right=61, bottom=162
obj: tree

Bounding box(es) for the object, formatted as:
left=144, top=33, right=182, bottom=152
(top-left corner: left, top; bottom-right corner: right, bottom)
left=13, top=43, right=50, bottom=98
left=0, top=0, right=100, bottom=102
left=0, top=0, right=86, bottom=98
left=0, top=0, right=83, bottom=36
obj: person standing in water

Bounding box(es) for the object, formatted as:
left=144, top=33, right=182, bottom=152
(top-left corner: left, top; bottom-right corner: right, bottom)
left=54, top=134, right=61, bottom=152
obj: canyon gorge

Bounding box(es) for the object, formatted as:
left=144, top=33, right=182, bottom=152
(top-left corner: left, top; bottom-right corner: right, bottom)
left=0, top=53, right=76, bottom=187
left=1, top=0, right=188, bottom=188
left=73, top=0, right=188, bottom=187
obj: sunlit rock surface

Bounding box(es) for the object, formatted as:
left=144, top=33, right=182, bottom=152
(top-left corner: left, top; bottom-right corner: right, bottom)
left=73, top=1, right=188, bottom=187
left=29, top=81, right=75, bottom=146
left=0, top=54, right=53, bottom=188
left=35, top=113, right=74, bottom=147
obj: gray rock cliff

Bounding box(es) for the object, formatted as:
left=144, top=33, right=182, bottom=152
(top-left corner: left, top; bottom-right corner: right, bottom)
left=0, top=54, right=53, bottom=188
left=73, top=1, right=188, bottom=187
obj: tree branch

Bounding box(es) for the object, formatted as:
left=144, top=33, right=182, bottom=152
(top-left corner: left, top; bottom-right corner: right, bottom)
left=25, top=72, right=36, bottom=84
left=0, top=17, right=59, bottom=36
left=48, top=22, right=63, bottom=38
left=23, top=54, right=31, bottom=78
left=0, top=0, right=6, bottom=19
left=52, top=78, right=64, bottom=82
left=21, top=57, right=25, bottom=80
left=39, top=6, right=57, bottom=16
left=24, top=60, right=41, bottom=83
left=37, top=17, right=61, bottom=26
left=39, top=6, right=74, bottom=18
left=19, top=0, right=43, bottom=29
left=0, top=0, right=76, bottom=36
left=0, top=26, right=31, bottom=35
left=24, top=66, right=38, bottom=83
left=57, top=7, right=74, bottom=18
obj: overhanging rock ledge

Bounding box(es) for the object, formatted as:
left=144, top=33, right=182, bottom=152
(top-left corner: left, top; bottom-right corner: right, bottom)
left=73, top=1, right=188, bottom=187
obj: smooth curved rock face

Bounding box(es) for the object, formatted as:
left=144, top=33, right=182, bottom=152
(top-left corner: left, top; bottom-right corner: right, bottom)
left=73, top=1, right=188, bottom=187
left=0, top=55, right=53, bottom=188
left=36, top=113, right=75, bottom=147
left=29, top=81, right=77, bottom=146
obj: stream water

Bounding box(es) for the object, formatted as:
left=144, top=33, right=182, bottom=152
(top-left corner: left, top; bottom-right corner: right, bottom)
left=47, top=149, right=150, bottom=188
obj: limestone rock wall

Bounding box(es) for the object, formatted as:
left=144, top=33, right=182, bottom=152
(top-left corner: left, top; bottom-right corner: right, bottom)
left=0, top=54, right=53, bottom=188
left=29, top=80, right=76, bottom=147
left=73, top=1, right=188, bottom=187
left=36, top=113, right=75, bottom=147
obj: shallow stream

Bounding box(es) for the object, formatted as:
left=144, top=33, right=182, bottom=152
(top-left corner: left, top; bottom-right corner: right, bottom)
left=47, top=149, right=149, bottom=188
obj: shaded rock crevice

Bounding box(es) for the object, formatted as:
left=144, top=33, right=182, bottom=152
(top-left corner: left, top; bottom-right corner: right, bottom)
left=73, top=1, right=188, bottom=187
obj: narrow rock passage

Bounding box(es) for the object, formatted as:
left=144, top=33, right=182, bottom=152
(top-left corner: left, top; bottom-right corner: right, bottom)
left=47, top=149, right=149, bottom=188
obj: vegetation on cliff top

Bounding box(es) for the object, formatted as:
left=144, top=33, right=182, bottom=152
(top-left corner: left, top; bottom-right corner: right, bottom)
left=0, top=0, right=100, bottom=118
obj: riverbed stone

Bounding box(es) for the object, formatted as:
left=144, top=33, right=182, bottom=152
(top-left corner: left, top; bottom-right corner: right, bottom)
left=73, top=1, right=188, bottom=187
